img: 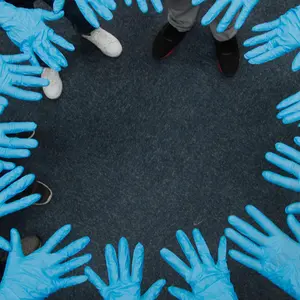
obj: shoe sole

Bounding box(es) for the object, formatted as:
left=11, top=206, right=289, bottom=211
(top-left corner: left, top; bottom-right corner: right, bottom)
left=33, top=181, right=53, bottom=206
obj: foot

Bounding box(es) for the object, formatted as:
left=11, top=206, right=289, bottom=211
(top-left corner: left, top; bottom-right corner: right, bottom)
left=152, top=23, right=187, bottom=60
left=214, top=36, right=240, bottom=77
left=82, top=28, right=122, bottom=58
left=41, top=68, right=63, bottom=100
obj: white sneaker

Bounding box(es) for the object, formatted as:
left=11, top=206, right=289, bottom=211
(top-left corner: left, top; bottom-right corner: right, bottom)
left=82, top=28, right=122, bottom=58
left=41, top=68, right=63, bottom=100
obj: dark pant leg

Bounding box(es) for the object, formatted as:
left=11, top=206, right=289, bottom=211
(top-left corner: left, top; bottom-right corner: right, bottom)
left=43, top=0, right=95, bottom=35
left=4, top=0, right=35, bottom=8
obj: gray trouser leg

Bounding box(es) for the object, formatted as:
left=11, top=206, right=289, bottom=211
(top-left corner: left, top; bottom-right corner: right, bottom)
left=167, top=0, right=238, bottom=41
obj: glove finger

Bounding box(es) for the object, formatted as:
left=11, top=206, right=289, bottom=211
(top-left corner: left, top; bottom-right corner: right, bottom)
left=262, top=170, right=300, bottom=191
left=118, top=237, right=131, bottom=281
left=151, top=0, right=163, bottom=13
left=11, top=74, right=49, bottom=88
left=124, top=0, right=132, bottom=7
left=295, top=137, right=300, bottom=147
left=287, top=214, right=300, bottom=242
left=160, top=248, right=190, bottom=280
left=0, top=122, right=37, bottom=135
left=244, top=29, right=277, bottom=47
left=10, top=228, right=23, bottom=257
left=105, top=243, right=119, bottom=284
left=95, top=0, right=117, bottom=11
left=248, top=46, right=286, bottom=64
left=41, top=10, right=64, bottom=21
left=0, top=105, right=6, bottom=116
left=142, top=279, right=166, bottom=300
left=42, top=40, right=68, bottom=69
left=252, top=19, right=280, bottom=32
left=286, top=202, right=300, bottom=214
left=0, top=194, right=40, bottom=218
left=0, top=137, right=38, bottom=149
left=56, top=275, right=88, bottom=289
left=192, top=228, right=214, bottom=265
left=168, top=286, right=194, bottom=300
left=0, top=237, right=11, bottom=252
left=49, top=31, right=75, bottom=52
left=192, top=0, right=206, bottom=6
left=8, top=64, right=43, bottom=76
left=2, top=85, right=42, bottom=101
left=131, top=242, right=144, bottom=282
left=244, top=39, right=277, bottom=60
left=278, top=109, right=300, bottom=123
left=216, top=2, right=241, bottom=33
left=55, top=236, right=90, bottom=263
left=201, top=0, right=230, bottom=26
left=234, top=4, right=256, bottom=30
left=0, top=160, right=15, bottom=170
left=274, top=142, right=300, bottom=164
left=42, top=224, right=72, bottom=253
left=229, top=250, right=262, bottom=273
left=217, top=236, right=229, bottom=270
left=90, top=1, right=113, bottom=21
left=0, top=166, right=24, bottom=191
left=246, top=205, right=282, bottom=236
left=53, top=0, right=66, bottom=12
left=0, top=174, right=35, bottom=205
left=2, top=54, right=30, bottom=64
left=76, top=0, right=100, bottom=28
left=265, top=152, right=300, bottom=178
left=292, top=52, right=300, bottom=72
left=277, top=92, right=300, bottom=110
left=0, top=96, right=8, bottom=108
left=176, top=230, right=201, bottom=268
left=48, top=254, right=92, bottom=277
left=0, top=147, right=31, bottom=158
left=224, top=228, right=262, bottom=257
left=35, top=43, right=62, bottom=72
left=227, top=215, right=267, bottom=245
left=84, top=266, right=107, bottom=292
left=136, top=0, right=148, bottom=14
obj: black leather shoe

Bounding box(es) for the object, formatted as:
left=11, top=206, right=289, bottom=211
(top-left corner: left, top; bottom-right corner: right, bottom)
left=152, top=23, right=187, bottom=60
left=214, top=36, right=240, bottom=77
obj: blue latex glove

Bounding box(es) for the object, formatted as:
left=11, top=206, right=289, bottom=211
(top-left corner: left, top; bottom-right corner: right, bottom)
left=0, top=54, right=48, bottom=113
left=0, top=166, right=41, bottom=218
left=286, top=202, right=300, bottom=215
left=0, top=122, right=38, bottom=170
left=160, top=229, right=238, bottom=299
left=244, top=6, right=300, bottom=71
left=263, top=138, right=300, bottom=192
left=85, top=237, right=166, bottom=299
left=124, top=0, right=163, bottom=14
left=195, top=0, right=259, bottom=32
left=277, top=91, right=300, bottom=126
left=53, top=0, right=116, bottom=28
left=0, top=225, right=91, bottom=300
left=0, top=2, right=75, bottom=72
left=225, top=205, right=300, bottom=299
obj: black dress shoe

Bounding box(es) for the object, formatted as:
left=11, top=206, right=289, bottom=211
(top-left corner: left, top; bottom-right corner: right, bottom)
left=214, top=36, right=240, bottom=77
left=152, top=23, right=187, bottom=60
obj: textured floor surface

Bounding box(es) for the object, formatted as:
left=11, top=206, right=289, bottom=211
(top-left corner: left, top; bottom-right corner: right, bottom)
left=0, top=0, right=300, bottom=299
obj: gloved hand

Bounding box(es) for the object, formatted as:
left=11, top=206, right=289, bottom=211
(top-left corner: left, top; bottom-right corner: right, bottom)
left=263, top=138, right=300, bottom=191
left=193, top=0, right=259, bottom=32
left=124, top=0, right=163, bottom=14
left=276, top=91, right=300, bottom=126
left=0, top=54, right=48, bottom=113
left=0, top=166, right=41, bottom=218
left=244, top=6, right=300, bottom=71
left=0, top=225, right=91, bottom=300
left=84, top=237, right=166, bottom=299
left=160, top=229, right=238, bottom=299
left=225, top=205, right=300, bottom=299
left=53, top=0, right=116, bottom=28
left=286, top=202, right=300, bottom=215
left=0, top=122, right=38, bottom=170
left=0, top=2, right=75, bottom=72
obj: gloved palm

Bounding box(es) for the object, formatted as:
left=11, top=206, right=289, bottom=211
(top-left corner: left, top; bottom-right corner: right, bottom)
left=53, top=0, right=115, bottom=29
left=0, top=2, right=75, bottom=72
left=85, top=237, right=166, bottom=299
left=0, top=225, right=91, bottom=300
left=124, top=0, right=163, bottom=14
left=0, top=122, right=38, bottom=170
left=160, top=229, right=237, bottom=299
left=194, top=0, right=259, bottom=32
left=263, top=138, right=300, bottom=191
left=0, top=54, right=48, bottom=113
left=244, top=6, right=300, bottom=71
left=277, top=91, right=300, bottom=126
left=0, top=166, right=40, bottom=218
left=225, top=205, right=300, bottom=299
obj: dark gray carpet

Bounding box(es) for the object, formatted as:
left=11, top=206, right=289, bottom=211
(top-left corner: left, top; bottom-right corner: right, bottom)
left=0, top=0, right=300, bottom=299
